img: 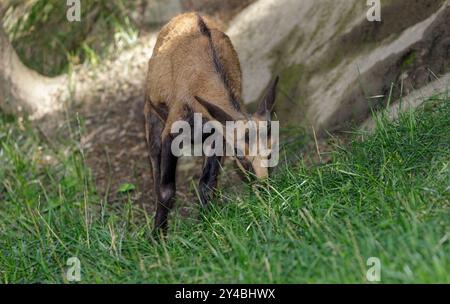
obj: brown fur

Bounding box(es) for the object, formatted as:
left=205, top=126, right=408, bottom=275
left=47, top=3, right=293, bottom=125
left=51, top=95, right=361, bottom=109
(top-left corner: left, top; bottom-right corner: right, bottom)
left=144, top=13, right=278, bottom=232
left=145, top=13, right=244, bottom=138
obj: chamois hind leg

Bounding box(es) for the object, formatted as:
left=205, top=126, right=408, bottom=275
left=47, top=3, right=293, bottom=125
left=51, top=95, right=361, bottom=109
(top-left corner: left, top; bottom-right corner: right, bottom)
left=154, top=133, right=178, bottom=231
left=145, top=110, right=163, bottom=194
left=198, top=155, right=223, bottom=207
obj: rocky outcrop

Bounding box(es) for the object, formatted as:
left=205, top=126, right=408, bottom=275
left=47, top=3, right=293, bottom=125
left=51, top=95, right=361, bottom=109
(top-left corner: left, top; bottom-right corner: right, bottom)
left=228, top=0, right=449, bottom=133
left=362, top=73, right=450, bottom=131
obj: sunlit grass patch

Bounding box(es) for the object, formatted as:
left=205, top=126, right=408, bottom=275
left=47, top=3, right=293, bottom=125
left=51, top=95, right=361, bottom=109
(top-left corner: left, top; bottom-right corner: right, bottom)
left=3, top=0, right=139, bottom=76
left=0, top=92, right=449, bottom=283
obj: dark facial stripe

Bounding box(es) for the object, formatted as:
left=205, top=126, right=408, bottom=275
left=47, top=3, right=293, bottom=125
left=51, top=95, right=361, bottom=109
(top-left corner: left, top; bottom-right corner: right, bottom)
left=197, top=15, right=241, bottom=112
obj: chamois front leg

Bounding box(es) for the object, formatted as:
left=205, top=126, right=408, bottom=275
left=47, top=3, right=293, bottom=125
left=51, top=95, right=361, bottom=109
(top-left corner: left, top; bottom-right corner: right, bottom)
left=154, top=134, right=178, bottom=231
left=198, top=155, right=223, bottom=207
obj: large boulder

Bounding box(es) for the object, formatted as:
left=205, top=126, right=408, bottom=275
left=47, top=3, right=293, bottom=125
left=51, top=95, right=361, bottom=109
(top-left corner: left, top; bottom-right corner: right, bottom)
left=228, top=0, right=450, bottom=133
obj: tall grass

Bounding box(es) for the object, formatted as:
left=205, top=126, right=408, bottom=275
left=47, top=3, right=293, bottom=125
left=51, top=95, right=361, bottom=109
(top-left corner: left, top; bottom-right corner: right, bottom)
left=0, top=92, right=449, bottom=283
left=3, top=0, right=139, bottom=76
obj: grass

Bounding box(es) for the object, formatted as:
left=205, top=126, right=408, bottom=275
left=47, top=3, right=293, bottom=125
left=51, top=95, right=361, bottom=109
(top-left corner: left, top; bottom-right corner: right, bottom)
left=0, top=92, right=449, bottom=283
left=3, top=0, right=139, bottom=76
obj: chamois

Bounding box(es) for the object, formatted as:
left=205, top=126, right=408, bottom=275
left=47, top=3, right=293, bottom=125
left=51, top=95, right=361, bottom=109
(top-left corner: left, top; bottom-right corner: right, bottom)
left=144, top=13, right=279, bottom=231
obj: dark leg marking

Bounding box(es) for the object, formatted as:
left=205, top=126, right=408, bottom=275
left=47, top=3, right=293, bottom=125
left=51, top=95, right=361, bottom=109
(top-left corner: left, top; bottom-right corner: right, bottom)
left=145, top=110, right=163, bottom=194
left=154, top=135, right=178, bottom=231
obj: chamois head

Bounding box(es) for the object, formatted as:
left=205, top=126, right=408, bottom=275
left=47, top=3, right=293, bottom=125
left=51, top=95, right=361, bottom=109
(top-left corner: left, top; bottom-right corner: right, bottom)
left=195, top=76, right=279, bottom=180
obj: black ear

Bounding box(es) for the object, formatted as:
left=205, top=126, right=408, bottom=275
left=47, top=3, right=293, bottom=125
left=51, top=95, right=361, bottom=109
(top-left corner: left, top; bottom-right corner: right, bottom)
left=257, top=76, right=279, bottom=118
left=194, top=96, right=234, bottom=124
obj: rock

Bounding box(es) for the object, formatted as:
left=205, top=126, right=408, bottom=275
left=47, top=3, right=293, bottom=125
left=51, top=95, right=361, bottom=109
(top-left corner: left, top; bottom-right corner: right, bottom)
left=362, top=72, right=450, bottom=131
left=143, top=0, right=183, bottom=25
left=227, top=0, right=450, bottom=133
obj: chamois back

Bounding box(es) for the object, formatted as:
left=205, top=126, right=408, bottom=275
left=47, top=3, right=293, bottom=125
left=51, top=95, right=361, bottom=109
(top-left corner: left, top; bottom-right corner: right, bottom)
left=145, top=12, right=244, bottom=131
